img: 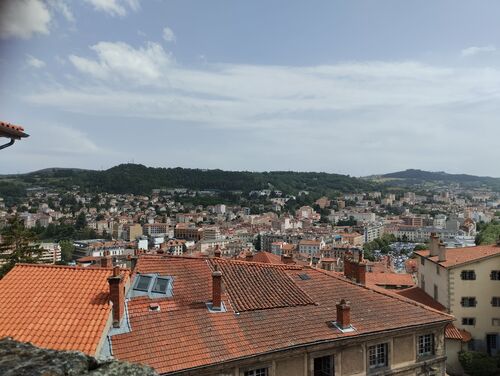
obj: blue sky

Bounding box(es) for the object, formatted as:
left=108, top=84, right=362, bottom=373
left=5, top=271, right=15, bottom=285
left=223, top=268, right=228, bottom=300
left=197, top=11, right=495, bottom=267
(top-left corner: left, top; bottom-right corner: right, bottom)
left=1, top=0, right=500, bottom=176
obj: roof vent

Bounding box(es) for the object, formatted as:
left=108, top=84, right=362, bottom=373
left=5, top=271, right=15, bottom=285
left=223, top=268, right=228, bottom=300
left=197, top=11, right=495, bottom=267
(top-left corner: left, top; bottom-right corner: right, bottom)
left=149, top=303, right=160, bottom=312
left=298, top=273, right=311, bottom=280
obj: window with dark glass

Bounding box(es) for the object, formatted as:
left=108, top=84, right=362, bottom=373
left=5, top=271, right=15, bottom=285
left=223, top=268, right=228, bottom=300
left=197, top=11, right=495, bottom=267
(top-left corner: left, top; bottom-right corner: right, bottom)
left=244, top=367, right=268, bottom=376
left=461, top=270, right=476, bottom=280
left=368, top=343, right=388, bottom=369
left=314, top=355, right=334, bottom=376
left=462, top=317, right=476, bottom=326
left=418, top=334, right=434, bottom=356
left=134, top=275, right=153, bottom=291
left=152, top=277, right=169, bottom=294
left=491, top=271, right=500, bottom=280
left=492, top=297, right=500, bottom=307
left=461, top=297, right=477, bottom=307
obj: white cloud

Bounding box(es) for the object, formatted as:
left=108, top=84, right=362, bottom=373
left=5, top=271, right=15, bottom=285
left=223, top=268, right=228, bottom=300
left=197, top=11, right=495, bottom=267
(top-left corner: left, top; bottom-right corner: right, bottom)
left=83, top=0, right=140, bottom=17
left=461, top=45, right=496, bottom=57
left=26, top=55, right=46, bottom=68
left=0, top=0, right=51, bottom=39
left=162, top=26, right=176, bottom=42
left=20, top=40, right=500, bottom=175
left=69, top=41, right=172, bottom=83
left=47, top=0, right=74, bottom=22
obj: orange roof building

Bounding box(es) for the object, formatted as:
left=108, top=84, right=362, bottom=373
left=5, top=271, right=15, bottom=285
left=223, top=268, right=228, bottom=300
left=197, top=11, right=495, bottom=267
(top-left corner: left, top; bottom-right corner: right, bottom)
left=0, top=264, right=129, bottom=356
left=107, top=255, right=452, bottom=375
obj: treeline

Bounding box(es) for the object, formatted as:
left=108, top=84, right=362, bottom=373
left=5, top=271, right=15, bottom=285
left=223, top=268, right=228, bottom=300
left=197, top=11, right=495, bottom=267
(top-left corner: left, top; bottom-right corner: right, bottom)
left=475, top=221, right=500, bottom=245
left=9, top=164, right=377, bottom=197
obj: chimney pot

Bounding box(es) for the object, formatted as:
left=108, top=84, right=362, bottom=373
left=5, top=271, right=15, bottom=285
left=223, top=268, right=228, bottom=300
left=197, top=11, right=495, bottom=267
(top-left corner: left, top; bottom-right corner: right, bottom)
left=336, top=299, right=351, bottom=329
left=108, top=269, right=124, bottom=327
left=438, top=242, right=447, bottom=262
left=100, top=254, right=112, bottom=268
left=214, top=245, right=221, bottom=258
left=212, top=265, right=223, bottom=310
left=429, top=233, right=440, bottom=257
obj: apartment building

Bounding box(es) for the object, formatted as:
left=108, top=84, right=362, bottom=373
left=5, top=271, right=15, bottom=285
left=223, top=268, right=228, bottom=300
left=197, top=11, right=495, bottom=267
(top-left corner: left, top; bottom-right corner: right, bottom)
left=298, top=239, right=325, bottom=255
left=415, top=235, right=500, bottom=356
left=174, top=223, right=204, bottom=241
left=38, top=242, right=62, bottom=264
left=143, top=223, right=169, bottom=236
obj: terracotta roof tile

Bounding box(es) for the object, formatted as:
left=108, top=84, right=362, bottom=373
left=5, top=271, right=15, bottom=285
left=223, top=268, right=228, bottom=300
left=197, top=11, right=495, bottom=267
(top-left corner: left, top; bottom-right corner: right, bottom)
left=111, top=255, right=452, bottom=374
left=415, top=244, right=500, bottom=268
left=0, top=264, right=129, bottom=356
left=365, top=271, right=415, bottom=288
left=445, top=323, right=472, bottom=342
left=250, top=252, right=284, bottom=265
left=395, top=286, right=446, bottom=312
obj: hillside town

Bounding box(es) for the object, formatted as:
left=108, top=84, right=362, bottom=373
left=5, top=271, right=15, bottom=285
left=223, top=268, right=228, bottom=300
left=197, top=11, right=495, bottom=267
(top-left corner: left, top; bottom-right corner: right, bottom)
left=2, top=1, right=500, bottom=375
left=1, top=172, right=499, bottom=375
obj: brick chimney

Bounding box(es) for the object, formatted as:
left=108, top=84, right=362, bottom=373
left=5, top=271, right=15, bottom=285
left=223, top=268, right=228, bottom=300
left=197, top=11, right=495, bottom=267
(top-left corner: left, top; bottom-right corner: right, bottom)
left=108, top=266, right=124, bottom=328
left=212, top=265, right=223, bottom=311
left=343, top=256, right=366, bottom=285
left=356, top=262, right=366, bottom=285
left=245, top=250, right=253, bottom=261
left=336, top=299, right=351, bottom=329
left=101, top=250, right=112, bottom=268
left=281, top=254, right=293, bottom=264
left=438, top=241, right=447, bottom=262
left=429, top=233, right=440, bottom=257
left=214, top=245, right=221, bottom=258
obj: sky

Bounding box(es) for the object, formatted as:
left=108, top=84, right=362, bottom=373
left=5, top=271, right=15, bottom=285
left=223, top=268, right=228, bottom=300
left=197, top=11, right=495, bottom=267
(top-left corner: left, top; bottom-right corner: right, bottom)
left=1, top=0, right=500, bottom=177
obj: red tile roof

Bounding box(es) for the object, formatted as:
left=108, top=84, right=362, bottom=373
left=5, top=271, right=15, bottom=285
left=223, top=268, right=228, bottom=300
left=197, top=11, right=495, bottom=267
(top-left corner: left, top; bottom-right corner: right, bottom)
left=396, top=287, right=446, bottom=312
left=365, top=271, right=415, bottom=288
left=251, top=251, right=284, bottom=265
left=111, top=255, right=452, bottom=374
left=0, top=264, right=129, bottom=356
left=394, top=287, right=471, bottom=342
left=211, top=258, right=314, bottom=312
left=415, top=244, right=500, bottom=268
left=445, top=324, right=472, bottom=342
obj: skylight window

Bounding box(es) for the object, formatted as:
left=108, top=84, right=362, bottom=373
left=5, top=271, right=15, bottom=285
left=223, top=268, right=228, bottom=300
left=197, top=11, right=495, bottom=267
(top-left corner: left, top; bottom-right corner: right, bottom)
left=152, top=277, right=169, bottom=294
left=130, top=274, right=173, bottom=298
left=134, top=275, right=153, bottom=291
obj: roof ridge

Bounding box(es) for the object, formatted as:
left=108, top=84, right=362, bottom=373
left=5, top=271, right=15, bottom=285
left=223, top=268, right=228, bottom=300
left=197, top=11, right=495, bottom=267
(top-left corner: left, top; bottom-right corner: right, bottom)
left=14, top=263, right=130, bottom=273
left=213, top=257, right=303, bottom=270
left=312, top=267, right=453, bottom=320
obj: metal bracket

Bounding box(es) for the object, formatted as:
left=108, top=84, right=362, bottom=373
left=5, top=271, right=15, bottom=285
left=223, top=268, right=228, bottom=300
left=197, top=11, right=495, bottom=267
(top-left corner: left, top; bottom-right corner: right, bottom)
left=0, top=138, right=15, bottom=150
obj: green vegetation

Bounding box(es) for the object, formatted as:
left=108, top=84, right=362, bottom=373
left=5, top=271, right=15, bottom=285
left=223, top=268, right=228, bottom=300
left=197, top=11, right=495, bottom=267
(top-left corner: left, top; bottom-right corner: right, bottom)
left=32, top=223, right=98, bottom=242
left=379, top=169, right=500, bottom=191
left=362, top=233, right=397, bottom=260
left=459, top=351, right=500, bottom=376
left=2, top=164, right=377, bottom=198
left=0, top=216, right=42, bottom=278
left=59, top=240, right=75, bottom=263
left=475, top=221, right=500, bottom=245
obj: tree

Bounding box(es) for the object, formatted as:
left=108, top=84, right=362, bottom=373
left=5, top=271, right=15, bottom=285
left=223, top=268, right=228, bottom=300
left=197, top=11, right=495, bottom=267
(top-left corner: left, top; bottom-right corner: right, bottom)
left=75, top=212, right=87, bottom=230
left=0, top=216, right=42, bottom=278
left=459, top=351, right=500, bottom=376
left=59, top=240, right=75, bottom=263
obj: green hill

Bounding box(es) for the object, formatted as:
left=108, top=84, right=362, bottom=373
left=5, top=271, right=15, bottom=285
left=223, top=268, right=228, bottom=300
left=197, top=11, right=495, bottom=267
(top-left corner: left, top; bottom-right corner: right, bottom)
left=0, top=164, right=377, bottom=200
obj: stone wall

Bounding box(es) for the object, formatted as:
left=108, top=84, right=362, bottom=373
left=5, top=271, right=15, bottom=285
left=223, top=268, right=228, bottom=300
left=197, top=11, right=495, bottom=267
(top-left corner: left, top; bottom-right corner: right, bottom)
left=0, top=337, right=157, bottom=376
